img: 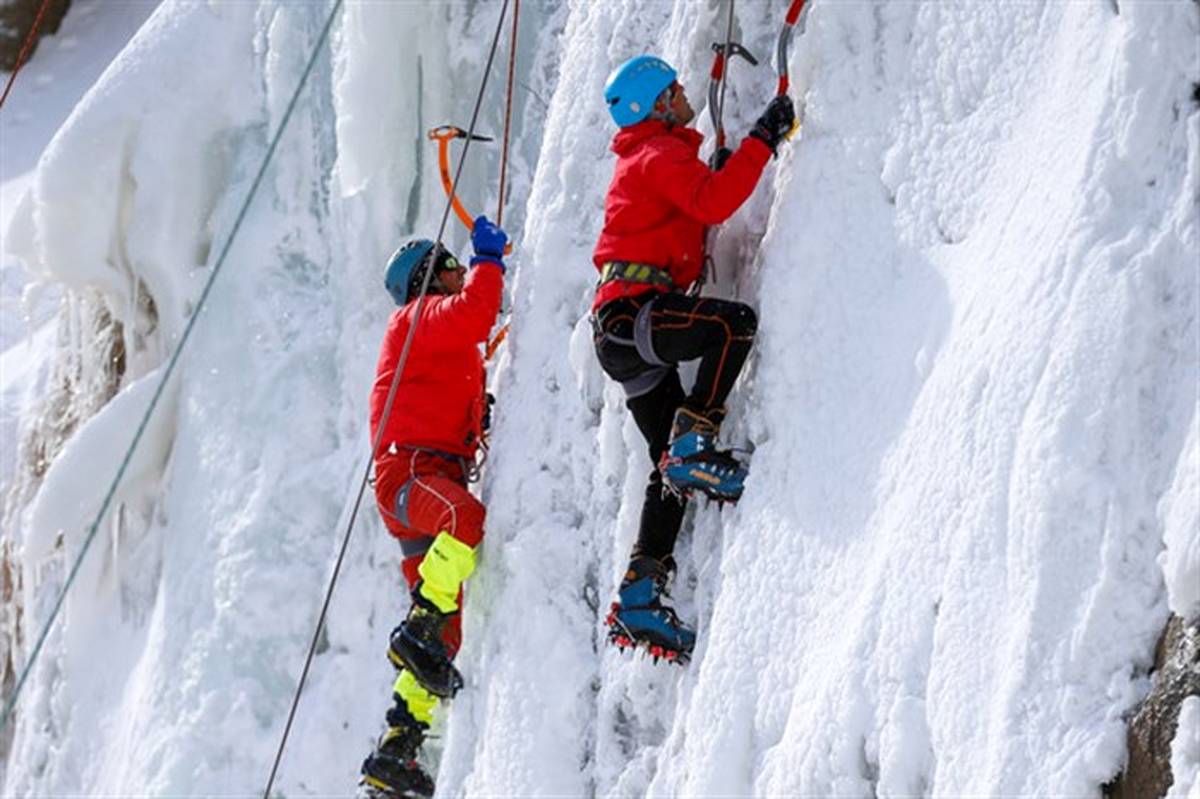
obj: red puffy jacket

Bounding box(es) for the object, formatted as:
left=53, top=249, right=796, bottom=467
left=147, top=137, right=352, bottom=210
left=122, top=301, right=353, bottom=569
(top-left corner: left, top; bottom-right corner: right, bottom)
left=370, top=260, right=504, bottom=458
left=592, top=120, right=772, bottom=310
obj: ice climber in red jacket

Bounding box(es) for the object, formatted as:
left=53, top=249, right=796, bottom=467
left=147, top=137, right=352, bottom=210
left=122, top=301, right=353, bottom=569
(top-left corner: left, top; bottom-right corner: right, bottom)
left=359, top=216, right=507, bottom=799
left=593, top=55, right=796, bottom=661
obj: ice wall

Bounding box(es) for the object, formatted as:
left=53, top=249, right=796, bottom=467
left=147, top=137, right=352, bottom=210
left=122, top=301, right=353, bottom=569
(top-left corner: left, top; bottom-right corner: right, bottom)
left=1, top=0, right=1196, bottom=796
left=444, top=0, right=1199, bottom=796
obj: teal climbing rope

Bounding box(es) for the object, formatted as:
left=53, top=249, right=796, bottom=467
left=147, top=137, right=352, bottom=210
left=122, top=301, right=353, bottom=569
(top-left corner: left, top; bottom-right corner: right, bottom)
left=0, top=0, right=346, bottom=733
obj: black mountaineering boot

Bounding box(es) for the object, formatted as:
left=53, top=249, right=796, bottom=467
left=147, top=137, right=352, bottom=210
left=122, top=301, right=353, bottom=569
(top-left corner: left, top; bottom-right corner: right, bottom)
left=358, top=702, right=434, bottom=799
left=387, top=593, right=464, bottom=699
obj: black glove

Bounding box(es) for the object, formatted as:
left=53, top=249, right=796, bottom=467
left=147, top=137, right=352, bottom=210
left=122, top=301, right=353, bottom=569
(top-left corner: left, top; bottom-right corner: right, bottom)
left=709, top=147, right=734, bottom=171
left=748, top=95, right=796, bottom=154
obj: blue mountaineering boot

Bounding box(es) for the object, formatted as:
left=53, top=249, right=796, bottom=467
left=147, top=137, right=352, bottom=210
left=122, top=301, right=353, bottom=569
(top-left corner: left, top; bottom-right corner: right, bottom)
left=606, top=555, right=695, bottom=663
left=358, top=697, right=434, bottom=799
left=387, top=594, right=464, bottom=699
left=659, top=406, right=748, bottom=502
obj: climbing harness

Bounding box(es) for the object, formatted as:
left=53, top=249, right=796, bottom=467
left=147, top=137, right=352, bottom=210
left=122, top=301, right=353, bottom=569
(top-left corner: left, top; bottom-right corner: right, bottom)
left=0, top=0, right=55, bottom=112
left=264, top=1, right=521, bottom=794
left=0, top=0, right=346, bottom=738
left=598, top=261, right=675, bottom=291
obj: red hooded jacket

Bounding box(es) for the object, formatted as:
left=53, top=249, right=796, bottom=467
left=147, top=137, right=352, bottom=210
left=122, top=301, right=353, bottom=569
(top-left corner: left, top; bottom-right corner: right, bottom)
left=592, top=120, right=772, bottom=311
left=370, top=260, right=504, bottom=458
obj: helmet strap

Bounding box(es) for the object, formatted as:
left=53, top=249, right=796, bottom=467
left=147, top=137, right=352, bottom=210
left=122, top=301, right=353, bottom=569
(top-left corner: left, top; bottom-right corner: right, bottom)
left=649, top=86, right=681, bottom=127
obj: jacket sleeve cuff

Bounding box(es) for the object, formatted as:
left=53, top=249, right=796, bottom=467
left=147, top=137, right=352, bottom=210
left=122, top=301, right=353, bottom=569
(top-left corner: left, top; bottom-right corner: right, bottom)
left=742, top=134, right=774, bottom=164
left=470, top=255, right=506, bottom=274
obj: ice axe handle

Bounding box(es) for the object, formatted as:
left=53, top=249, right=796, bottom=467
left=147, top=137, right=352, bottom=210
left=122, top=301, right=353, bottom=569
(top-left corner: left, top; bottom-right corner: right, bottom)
left=427, top=126, right=513, bottom=255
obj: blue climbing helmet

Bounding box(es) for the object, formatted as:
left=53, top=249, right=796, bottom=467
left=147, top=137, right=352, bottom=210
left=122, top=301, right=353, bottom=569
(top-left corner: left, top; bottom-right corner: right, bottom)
left=384, top=240, right=435, bottom=305
left=384, top=239, right=464, bottom=306
left=604, top=55, right=677, bottom=128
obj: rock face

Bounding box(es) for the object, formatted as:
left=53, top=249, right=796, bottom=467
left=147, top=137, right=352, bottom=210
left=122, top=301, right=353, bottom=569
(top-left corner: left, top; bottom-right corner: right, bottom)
left=0, top=0, right=71, bottom=72
left=1111, top=615, right=1200, bottom=799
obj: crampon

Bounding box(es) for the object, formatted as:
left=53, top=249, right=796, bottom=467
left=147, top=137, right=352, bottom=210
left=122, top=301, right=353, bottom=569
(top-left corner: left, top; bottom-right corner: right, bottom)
left=605, top=602, right=691, bottom=665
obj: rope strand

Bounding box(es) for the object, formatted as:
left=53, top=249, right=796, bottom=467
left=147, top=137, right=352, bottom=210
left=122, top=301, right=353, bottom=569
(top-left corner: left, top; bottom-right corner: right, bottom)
left=0, top=0, right=345, bottom=736
left=0, top=0, right=55, bottom=112
left=497, top=0, right=520, bottom=225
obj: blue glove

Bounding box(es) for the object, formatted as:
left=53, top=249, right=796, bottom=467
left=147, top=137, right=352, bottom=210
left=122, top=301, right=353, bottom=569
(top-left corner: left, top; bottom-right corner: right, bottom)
left=470, top=215, right=508, bottom=270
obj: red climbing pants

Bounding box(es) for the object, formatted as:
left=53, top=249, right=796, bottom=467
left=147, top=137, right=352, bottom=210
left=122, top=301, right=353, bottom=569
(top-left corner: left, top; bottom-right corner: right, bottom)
left=373, top=446, right=486, bottom=657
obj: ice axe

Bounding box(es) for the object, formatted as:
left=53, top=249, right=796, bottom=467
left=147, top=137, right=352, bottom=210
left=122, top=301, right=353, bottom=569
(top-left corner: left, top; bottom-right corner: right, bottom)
left=775, top=0, right=811, bottom=141
left=708, top=39, right=759, bottom=168
left=427, top=125, right=514, bottom=255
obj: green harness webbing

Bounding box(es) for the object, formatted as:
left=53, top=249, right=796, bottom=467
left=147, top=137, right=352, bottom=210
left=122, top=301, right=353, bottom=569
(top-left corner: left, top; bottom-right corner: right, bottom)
left=599, top=260, right=675, bottom=289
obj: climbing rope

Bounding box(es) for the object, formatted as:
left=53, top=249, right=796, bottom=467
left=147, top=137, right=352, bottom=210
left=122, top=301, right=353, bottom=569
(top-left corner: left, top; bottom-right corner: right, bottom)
left=488, top=0, right=521, bottom=359
left=0, top=0, right=344, bottom=736
left=0, top=0, right=55, bottom=112
left=262, top=1, right=517, bottom=793
left=497, top=0, right=520, bottom=226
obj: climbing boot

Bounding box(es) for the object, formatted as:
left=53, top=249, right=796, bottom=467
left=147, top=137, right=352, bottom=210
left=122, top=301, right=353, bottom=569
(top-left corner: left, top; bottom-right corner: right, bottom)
left=388, top=595, right=464, bottom=699
left=388, top=531, right=477, bottom=697
left=606, top=555, right=694, bottom=662
left=358, top=700, right=434, bottom=799
left=659, top=406, right=748, bottom=502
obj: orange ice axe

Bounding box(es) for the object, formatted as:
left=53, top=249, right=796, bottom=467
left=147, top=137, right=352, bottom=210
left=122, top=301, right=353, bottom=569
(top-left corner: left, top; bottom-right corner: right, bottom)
left=427, top=125, right=514, bottom=255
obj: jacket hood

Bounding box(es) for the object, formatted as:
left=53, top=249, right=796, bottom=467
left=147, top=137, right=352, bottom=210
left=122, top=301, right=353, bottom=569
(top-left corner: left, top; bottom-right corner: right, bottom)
left=611, top=119, right=704, bottom=156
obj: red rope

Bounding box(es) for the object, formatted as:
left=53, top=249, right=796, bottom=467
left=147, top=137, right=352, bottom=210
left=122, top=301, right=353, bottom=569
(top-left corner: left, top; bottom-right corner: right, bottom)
left=496, top=0, right=519, bottom=225
left=0, top=0, right=57, bottom=113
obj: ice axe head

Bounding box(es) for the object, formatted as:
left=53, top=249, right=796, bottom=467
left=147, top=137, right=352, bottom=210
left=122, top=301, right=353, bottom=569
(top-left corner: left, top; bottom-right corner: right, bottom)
left=427, top=125, right=494, bottom=143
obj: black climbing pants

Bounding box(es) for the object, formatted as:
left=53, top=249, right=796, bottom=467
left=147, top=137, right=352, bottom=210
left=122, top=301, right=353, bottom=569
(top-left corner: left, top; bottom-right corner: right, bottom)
left=593, top=291, right=758, bottom=560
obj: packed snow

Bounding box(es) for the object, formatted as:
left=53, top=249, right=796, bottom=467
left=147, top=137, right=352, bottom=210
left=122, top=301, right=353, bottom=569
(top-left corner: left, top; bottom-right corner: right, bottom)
left=0, top=0, right=1196, bottom=796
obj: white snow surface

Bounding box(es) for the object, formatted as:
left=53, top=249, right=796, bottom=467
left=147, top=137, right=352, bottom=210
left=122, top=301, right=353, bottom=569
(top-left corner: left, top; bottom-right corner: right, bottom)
left=1, top=0, right=1197, bottom=796
left=1169, top=696, right=1200, bottom=799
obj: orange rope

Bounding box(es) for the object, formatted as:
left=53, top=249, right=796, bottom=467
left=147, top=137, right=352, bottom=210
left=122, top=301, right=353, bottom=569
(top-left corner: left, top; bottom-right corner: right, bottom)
left=497, top=0, right=519, bottom=224
left=0, top=0, right=56, bottom=112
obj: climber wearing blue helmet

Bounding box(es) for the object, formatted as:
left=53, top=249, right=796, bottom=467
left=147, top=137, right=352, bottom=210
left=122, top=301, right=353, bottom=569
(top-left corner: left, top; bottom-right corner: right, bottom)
left=593, top=54, right=798, bottom=664
left=604, top=55, right=690, bottom=127
left=361, top=216, right=509, bottom=799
